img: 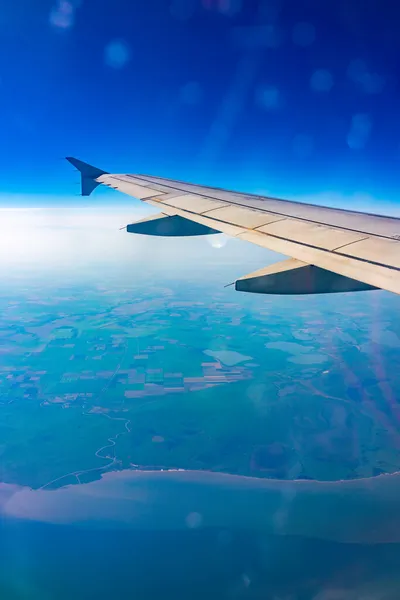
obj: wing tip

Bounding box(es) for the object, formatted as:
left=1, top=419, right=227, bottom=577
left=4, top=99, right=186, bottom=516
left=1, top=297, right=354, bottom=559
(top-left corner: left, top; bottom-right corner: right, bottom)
left=66, top=157, right=108, bottom=197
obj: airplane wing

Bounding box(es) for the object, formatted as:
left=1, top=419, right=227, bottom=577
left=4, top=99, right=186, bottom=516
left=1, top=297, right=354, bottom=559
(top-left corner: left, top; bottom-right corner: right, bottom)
left=66, top=157, right=400, bottom=296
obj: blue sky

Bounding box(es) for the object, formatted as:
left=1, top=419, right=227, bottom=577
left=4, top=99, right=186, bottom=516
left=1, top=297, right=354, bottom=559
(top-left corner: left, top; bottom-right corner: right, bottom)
left=1, top=0, right=400, bottom=207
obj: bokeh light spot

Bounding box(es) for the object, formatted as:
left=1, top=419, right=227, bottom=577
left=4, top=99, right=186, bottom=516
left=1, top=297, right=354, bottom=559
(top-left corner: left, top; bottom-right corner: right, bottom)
left=49, top=0, right=75, bottom=29
left=218, top=0, right=242, bottom=15
left=347, top=113, right=372, bottom=149
left=347, top=59, right=385, bottom=94
left=185, top=512, right=202, bottom=528
left=207, top=234, right=228, bottom=249
left=256, top=85, right=280, bottom=110
left=292, top=22, right=315, bottom=46
left=104, top=40, right=131, bottom=69
left=246, top=383, right=269, bottom=416
left=310, top=69, right=333, bottom=92
left=202, top=0, right=241, bottom=14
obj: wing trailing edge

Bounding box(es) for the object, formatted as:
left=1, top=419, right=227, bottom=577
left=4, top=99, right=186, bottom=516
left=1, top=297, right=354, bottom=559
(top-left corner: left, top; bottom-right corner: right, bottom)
left=235, top=258, right=378, bottom=295
left=126, top=213, right=220, bottom=236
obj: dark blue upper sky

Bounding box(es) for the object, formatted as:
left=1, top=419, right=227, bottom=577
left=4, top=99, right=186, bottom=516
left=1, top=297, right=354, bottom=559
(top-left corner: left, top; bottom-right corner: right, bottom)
left=1, top=0, right=400, bottom=205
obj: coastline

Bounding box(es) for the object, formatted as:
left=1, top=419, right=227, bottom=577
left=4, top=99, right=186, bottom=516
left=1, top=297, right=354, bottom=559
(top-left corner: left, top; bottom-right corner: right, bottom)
left=1, top=467, right=400, bottom=544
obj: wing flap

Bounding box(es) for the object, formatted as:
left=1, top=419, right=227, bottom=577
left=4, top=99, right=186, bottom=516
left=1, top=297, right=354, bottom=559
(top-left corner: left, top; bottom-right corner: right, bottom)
left=159, top=193, right=226, bottom=213
left=337, top=237, right=400, bottom=269
left=145, top=200, right=247, bottom=237
left=256, top=219, right=367, bottom=251
left=203, top=205, right=283, bottom=229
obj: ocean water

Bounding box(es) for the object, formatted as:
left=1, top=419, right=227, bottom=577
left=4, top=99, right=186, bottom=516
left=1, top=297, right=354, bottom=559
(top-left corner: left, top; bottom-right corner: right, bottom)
left=2, top=522, right=400, bottom=600
left=1, top=469, right=400, bottom=599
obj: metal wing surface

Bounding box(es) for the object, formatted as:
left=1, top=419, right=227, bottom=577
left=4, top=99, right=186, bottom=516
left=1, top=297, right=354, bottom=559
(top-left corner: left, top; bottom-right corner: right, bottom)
left=67, top=157, right=400, bottom=296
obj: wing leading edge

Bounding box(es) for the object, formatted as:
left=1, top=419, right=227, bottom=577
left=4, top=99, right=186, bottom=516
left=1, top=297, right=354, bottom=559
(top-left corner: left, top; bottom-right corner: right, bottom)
left=66, top=157, right=400, bottom=296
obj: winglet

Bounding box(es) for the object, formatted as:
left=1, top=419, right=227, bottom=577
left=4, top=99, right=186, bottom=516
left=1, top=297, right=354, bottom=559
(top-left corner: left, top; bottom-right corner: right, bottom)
left=66, top=157, right=108, bottom=196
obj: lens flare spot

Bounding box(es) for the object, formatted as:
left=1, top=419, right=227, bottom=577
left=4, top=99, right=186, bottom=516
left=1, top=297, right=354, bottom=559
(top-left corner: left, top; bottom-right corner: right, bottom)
left=104, top=40, right=131, bottom=69
left=49, top=0, right=74, bottom=29
left=310, top=69, right=334, bottom=92
left=203, top=0, right=241, bottom=14
left=185, top=512, right=202, bottom=528
left=347, top=113, right=372, bottom=150
left=255, top=85, right=281, bottom=110
left=347, top=59, right=385, bottom=94
left=207, top=235, right=228, bottom=249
